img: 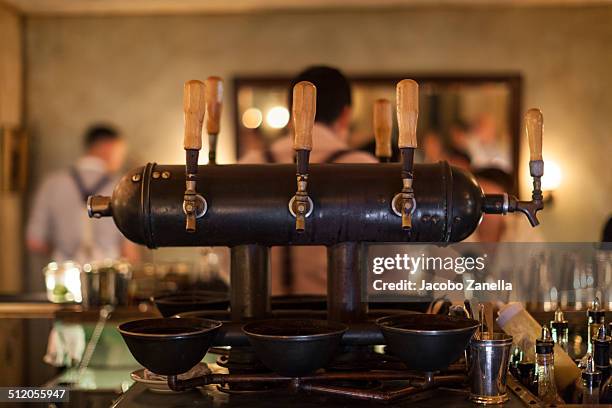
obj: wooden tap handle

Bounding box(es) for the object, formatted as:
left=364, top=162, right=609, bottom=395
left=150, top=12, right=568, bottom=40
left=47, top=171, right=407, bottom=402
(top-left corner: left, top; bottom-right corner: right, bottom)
left=205, top=76, right=223, bottom=135
left=525, top=108, right=543, bottom=161
left=292, top=81, right=316, bottom=151
left=183, top=80, right=206, bottom=150
left=373, top=99, right=392, bottom=158
left=396, top=79, right=419, bottom=149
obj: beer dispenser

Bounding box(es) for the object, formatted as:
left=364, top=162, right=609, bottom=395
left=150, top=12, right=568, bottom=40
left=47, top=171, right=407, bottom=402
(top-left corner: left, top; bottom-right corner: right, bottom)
left=88, top=77, right=545, bottom=330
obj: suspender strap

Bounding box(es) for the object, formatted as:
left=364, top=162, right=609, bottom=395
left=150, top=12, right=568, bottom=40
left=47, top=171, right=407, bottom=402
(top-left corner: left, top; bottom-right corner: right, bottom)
left=263, top=146, right=276, bottom=164
left=69, top=167, right=111, bottom=204
left=322, top=149, right=353, bottom=164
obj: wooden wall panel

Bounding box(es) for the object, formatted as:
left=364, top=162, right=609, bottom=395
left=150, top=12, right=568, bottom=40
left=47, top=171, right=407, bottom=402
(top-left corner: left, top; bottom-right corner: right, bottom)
left=0, top=193, right=22, bottom=293
left=0, top=320, right=24, bottom=386
left=0, top=4, right=23, bottom=128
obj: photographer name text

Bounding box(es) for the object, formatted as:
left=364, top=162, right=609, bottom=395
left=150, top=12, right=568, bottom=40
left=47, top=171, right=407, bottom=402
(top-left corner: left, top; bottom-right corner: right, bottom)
left=371, top=278, right=512, bottom=292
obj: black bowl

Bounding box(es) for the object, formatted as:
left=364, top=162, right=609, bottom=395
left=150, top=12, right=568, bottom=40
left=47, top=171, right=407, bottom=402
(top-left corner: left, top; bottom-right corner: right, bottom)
left=154, top=291, right=229, bottom=317
left=243, top=319, right=347, bottom=377
left=118, top=317, right=221, bottom=375
left=377, top=313, right=479, bottom=372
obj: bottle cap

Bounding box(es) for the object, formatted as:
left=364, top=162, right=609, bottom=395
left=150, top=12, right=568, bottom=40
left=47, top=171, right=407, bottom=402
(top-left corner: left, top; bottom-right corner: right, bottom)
left=582, top=354, right=602, bottom=387
left=593, top=324, right=611, bottom=368
left=536, top=326, right=554, bottom=354
left=587, top=297, right=605, bottom=322
left=550, top=307, right=568, bottom=330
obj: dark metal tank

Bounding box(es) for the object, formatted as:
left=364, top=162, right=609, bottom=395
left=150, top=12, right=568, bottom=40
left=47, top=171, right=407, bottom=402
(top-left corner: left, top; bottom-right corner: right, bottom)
left=100, top=161, right=483, bottom=247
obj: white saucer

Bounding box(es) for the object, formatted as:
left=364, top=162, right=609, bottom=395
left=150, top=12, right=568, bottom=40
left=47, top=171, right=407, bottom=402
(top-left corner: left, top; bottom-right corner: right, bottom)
left=130, top=363, right=211, bottom=394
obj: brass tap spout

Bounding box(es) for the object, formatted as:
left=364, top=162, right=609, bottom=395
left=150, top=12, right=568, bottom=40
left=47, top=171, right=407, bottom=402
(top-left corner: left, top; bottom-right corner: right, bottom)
left=293, top=174, right=310, bottom=232
left=399, top=174, right=416, bottom=230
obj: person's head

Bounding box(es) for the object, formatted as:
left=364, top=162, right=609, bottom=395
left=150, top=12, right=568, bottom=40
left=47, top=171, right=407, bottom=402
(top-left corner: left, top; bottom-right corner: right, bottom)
left=473, top=113, right=497, bottom=144
left=473, top=167, right=514, bottom=242
left=449, top=119, right=470, bottom=149
left=83, top=124, right=126, bottom=172
left=290, top=66, right=352, bottom=141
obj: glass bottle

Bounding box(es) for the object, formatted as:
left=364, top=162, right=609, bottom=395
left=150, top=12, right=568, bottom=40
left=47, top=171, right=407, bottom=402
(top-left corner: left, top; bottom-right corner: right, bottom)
left=593, top=324, right=611, bottom=383
left=550, top=308, right=569, bottom=352
left=596, top=325, right=612, bottom=404
left=581, top=354, right=602, bottom=404
left=535, top=327, right=562, bottom=404
left=586, top=297, right=605, bottom=356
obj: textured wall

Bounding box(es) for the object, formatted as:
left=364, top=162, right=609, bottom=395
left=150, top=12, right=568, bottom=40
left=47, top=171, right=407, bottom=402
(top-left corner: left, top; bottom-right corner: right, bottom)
left=25, top=7, right=612, bottom=241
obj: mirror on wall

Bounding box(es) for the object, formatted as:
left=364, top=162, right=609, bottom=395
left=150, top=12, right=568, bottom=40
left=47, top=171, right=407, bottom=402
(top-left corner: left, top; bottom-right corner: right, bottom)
left=233, top=75, right=522, bottom=192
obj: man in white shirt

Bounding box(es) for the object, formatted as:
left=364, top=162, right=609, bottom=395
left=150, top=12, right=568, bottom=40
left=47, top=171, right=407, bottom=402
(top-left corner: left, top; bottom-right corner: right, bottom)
left=241, top=66, right=377, bottom=295
left=26, top=125, right=139, bottom=265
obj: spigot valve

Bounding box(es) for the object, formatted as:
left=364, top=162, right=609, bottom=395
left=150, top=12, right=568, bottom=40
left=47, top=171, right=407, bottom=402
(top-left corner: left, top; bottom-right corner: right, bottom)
left=182, top=80, right=208, bottom=232
left=391, top=79, right=419, bottom=231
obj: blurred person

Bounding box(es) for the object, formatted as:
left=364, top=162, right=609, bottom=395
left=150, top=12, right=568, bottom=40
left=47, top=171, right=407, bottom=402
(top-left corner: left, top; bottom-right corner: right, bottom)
left=468, top=167, right=542, bottom=242
left=241, top=66, right=376, bottom=295
left=466, top=113, right=512, bottom=172
left=445, top=145, right=471, bottom=170
left=27, top=124, right=140, bottom=265
left=421, top=130, right=444, bottom=163
left=448, top=119, right=470, bottom=150
left=602, top=216, right=612, bottom=242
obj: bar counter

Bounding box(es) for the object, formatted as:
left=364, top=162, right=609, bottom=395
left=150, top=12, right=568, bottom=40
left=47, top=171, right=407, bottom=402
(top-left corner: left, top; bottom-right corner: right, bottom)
left=111, top=379, right=533, bottom=408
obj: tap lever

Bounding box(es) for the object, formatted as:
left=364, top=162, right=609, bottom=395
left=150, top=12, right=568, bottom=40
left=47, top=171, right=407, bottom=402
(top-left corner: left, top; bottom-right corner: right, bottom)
left=182, top=79, right=207, bottom=233
left=392, top=79, right=419, bottom=230
left=205, top=76, right=223, bottom=164
left=517, top=109, right=545, bottom=226
left=290, top=81, right=316, bottom=233
left=397, top=79, right=418, bottom=150
left=292, top=81, right=316, bottom=152
left=373, top=99, right=392, bottom=162
left=183, top=80, right=206, bottom=152
left=481, top=109, right=544, bottom=227
left=525, top=108, right=544, bottom=203
left=518, top=109, right=544, bottom=226
left=526, top=108, right=543, bottom=163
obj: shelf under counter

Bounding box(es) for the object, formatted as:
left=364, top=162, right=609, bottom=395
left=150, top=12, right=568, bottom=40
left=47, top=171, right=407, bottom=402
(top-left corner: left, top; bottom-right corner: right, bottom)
left=0, top=293, right=160, bottom=321
left=53, top=304, right=160, bottom=323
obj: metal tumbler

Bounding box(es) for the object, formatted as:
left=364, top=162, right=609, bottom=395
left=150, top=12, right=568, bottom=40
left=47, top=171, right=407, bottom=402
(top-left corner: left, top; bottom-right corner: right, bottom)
left=469, top=332, right=513, bottom=404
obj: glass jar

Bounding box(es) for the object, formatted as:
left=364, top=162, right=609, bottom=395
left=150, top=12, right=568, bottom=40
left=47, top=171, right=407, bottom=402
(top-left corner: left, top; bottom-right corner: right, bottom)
left=43, top=261, right=83, bottom=303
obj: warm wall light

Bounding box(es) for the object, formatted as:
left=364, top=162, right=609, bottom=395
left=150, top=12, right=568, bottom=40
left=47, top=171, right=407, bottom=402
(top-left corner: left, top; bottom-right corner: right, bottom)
left=266, top=106, right=290, bottom=129
left=242, top=108, right=263, bottom=129
left=541, top=160, right=562, bottom=192
left=540, top=159, right=562, bottom=203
